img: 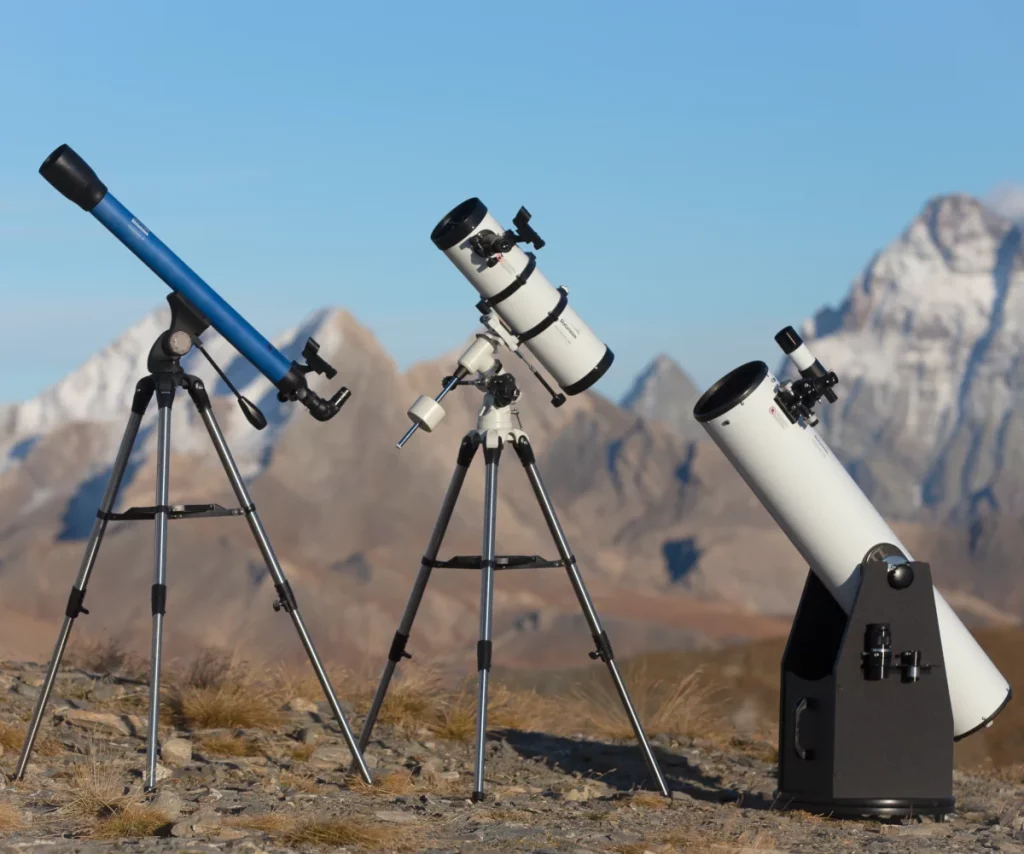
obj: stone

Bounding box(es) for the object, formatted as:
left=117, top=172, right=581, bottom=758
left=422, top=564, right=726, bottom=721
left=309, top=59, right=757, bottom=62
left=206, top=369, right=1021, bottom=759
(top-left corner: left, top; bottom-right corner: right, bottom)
left=298, top=725, right=324, bottom=745
left=151, top=791, right=185, bottom=817
left=161, top=737, right=193, bottom=768
left=311, top=743, right=352, bottom=765
left=282, top=697, right=319, bottom=714
left=57, top=709, right=132, bottom=736
left=374, top=810, right=421, bottom=824
left=153, top=762, right=173, bottom=783
left=89, top=682, right=126, bottom=702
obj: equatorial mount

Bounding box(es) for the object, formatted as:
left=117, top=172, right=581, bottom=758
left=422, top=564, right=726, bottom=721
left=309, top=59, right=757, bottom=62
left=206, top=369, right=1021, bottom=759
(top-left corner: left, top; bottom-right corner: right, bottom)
left=469, top=206, right=545, bottom=267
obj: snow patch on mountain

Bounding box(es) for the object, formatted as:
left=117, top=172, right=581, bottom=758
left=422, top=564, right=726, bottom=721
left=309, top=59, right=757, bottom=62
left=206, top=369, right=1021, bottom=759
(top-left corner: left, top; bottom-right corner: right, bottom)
left=0, top=305, right=347, bottom=480
left=798, top=194, right=1024, bottom=521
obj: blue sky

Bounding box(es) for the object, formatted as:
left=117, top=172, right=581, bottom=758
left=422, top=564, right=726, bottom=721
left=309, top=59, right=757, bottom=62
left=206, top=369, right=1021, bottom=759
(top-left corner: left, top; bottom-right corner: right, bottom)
left=1, top=1, right=1021, bottom=404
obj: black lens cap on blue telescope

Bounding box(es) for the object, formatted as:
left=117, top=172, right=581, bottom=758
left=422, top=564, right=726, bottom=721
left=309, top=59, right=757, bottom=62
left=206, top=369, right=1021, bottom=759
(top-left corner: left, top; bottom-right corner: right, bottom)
left=40, top=144, right=109, bottom=211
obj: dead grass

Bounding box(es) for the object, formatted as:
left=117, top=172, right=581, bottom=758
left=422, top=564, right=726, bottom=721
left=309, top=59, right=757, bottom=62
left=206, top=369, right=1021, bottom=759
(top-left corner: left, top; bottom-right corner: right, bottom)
left=279, top=770, right=320, bottom=793
left=289, top=743, right=316, bottom=762
left=357, top=669, right=443, bottom=735
left=163, top=649, right=284, bottom=731
left=570, top=664, right=720, bottom=741
left=628, top=790, right=670, bottom=810
left=91, top=802, right=170, bottom=839
left=64, top=636, right=147, bottom=680
left=0, top=721, right=60, bottom=757
left=0, top=800, right=27, bottom=835
left=49, top=759, right=169, bottom=838
left=283, top=816, right=417, bottom=849
left=227, top=810, right=418, bottom=850
left=197, top=733, right=265, bottom=758
left=430, top=686, right=477, bottom=741
left=225, top=811, right=295, bottom=834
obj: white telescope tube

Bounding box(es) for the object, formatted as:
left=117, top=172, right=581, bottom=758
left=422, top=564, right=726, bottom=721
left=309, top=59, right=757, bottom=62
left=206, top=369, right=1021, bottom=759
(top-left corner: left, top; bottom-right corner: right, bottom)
left=693, top=360, right=1011, bottom=739
left=430, top=198, right=613, bottom=395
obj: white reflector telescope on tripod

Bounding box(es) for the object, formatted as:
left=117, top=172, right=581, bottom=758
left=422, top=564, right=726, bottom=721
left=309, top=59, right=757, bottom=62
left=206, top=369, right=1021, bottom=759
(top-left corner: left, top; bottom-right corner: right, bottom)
left=692, top=328, right=1011, bottom=740
left=430, top=198, right=613, bottom=396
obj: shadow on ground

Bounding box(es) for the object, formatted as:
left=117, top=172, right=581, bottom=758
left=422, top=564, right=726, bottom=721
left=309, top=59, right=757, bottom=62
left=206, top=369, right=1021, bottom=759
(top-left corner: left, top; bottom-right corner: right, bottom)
left=500, top=729, right=776, bottom=809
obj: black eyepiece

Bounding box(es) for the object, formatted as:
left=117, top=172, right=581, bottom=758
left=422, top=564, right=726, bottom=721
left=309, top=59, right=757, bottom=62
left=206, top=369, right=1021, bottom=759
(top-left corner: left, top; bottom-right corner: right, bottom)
left=775, top=326, right=802, bottom=354
left=39, top=145, right=108, bottom=212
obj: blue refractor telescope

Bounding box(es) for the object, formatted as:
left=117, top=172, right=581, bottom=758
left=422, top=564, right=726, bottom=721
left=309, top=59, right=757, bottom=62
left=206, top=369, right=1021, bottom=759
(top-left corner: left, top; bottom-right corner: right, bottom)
left=39, top=145, right=350, bottom=422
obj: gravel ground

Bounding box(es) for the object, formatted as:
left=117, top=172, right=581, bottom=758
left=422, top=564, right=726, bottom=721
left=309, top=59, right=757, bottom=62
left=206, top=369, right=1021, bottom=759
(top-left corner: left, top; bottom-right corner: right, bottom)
left=0, top=661, right=1020, bottom=853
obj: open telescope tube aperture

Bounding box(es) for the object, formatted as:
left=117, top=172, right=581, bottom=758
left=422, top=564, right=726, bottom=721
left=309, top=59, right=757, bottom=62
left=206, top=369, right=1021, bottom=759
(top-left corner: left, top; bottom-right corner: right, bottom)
left=692, top=353, right=1012, bottom=739
left=39, top=145, right=344, bottom=419
left=431, top=198, right=614, bottom=396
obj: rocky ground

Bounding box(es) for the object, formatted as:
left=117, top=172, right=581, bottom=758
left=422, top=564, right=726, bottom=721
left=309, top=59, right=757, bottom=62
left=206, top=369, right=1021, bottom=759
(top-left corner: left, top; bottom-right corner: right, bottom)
left=0, top=657, right=1021, bottom=853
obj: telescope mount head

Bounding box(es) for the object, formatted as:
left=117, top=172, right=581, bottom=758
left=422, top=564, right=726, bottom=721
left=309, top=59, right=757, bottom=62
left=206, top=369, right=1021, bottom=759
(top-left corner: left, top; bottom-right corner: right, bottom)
left=147, top=293, right=269, bottom=431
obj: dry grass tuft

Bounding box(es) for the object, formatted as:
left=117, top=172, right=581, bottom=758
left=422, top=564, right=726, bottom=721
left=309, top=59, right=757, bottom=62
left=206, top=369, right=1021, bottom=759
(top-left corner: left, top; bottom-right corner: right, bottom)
left=64, top=635, right=147, bottom=679
left=279, top=770, right=320, bottom=793
left=289, top=743, right=316, bottom=762
left=358, top=669, right=443, bottom=735
left=0, top=721, right=60, bottom=757
left=197, top=733, right=265, bottom=758
left=357, top=769, right=419, bottom=796
left=430, top=686, right=477, bottom=741
left=164, top=649, right=283, bottom=731
left=628, top=790, right=670, bottom=810
left=571, top=664, right=719, bottom=741
left=283, top=816, right=416, bottom=849
left=227, top=810, right=418, bottom=850
left=57, top=760, right=134, bottom=821
left=50, top=759, right=169, bottom=839
left=0, top=801, right=27, bottom=835
left=225, top=811, right=295, bottom=834
left=91, top=802, right=170, bottom=839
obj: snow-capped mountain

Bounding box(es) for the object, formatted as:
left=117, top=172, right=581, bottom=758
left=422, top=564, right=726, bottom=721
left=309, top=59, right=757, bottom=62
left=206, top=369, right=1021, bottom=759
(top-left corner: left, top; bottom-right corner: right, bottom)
left=620, top=354, right=702, bottom=439
left=798, top=194, right=1024, bottom=524
left=0, top=302, right=346, bottom=480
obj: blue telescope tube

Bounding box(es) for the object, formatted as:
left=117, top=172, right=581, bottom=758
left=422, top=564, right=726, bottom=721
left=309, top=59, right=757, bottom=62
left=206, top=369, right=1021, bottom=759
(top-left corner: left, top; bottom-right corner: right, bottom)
left=39, top=145, right=349, bottom=419
left=91, top=193, right=292, bottom=385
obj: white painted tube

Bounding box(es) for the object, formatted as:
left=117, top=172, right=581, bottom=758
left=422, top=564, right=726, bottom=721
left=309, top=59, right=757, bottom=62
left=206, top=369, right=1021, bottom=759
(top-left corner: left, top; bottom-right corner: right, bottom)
left=693, top=360, right=1011, bottom=739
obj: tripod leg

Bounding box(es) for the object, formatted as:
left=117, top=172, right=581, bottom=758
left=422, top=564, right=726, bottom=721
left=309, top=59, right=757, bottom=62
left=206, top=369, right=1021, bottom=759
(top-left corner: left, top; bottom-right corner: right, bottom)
left=15, top=378, right=154, bottom=780
left=357, top=436, right=479, bottom=758
left=473, top=440, right=501, bottom=802
left=511, top=437, right=670, bottom=797
left=187, top=380, right=373, bottom=785
left=145, top=383, right=174, bottom=791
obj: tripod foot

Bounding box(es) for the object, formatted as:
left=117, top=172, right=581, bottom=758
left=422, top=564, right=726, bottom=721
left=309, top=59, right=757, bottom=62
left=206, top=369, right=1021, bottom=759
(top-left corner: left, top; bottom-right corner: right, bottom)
left=472, top=791, right=486, bottom=803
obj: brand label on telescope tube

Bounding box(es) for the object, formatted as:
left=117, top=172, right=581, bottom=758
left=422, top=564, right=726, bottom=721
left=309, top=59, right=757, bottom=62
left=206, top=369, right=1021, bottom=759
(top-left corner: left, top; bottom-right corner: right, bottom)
left=130, top=218, right=150, bottom=237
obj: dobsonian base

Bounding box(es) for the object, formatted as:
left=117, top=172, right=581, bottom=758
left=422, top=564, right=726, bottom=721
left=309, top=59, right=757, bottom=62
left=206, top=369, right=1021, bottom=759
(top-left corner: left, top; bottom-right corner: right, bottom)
left=776, top=546, right=954, bottom=820
left=14, top=372, right=373, bottom=790
left=356, top=430, right=670, bottom=802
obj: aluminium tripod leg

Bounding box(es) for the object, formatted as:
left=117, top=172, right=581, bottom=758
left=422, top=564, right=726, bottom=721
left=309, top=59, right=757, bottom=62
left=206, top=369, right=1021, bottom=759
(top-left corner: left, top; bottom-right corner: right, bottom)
left=473, top=440, right=501, bottom=802
left=511, top=436, right=670, bottom=797
left=187, top=379, right=373, bottom=785
left=145, top=382, right=174, bottom=791
left=15, top=378, right=154, bottom=780
left=357, top=435, right=479, bottom=758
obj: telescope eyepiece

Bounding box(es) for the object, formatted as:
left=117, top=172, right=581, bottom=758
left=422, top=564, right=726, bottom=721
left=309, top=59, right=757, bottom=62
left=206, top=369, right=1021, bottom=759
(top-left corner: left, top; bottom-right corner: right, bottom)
left=40, top=145, right=107, bottom=211
left=775, top=326, right=802, bottom=354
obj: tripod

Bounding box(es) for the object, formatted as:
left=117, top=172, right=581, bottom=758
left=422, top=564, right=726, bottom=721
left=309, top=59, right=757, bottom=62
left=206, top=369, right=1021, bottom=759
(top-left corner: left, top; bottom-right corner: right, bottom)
left=357, top=374, right=670, bottom=801
left=14, top=312, right=373, bottom=790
